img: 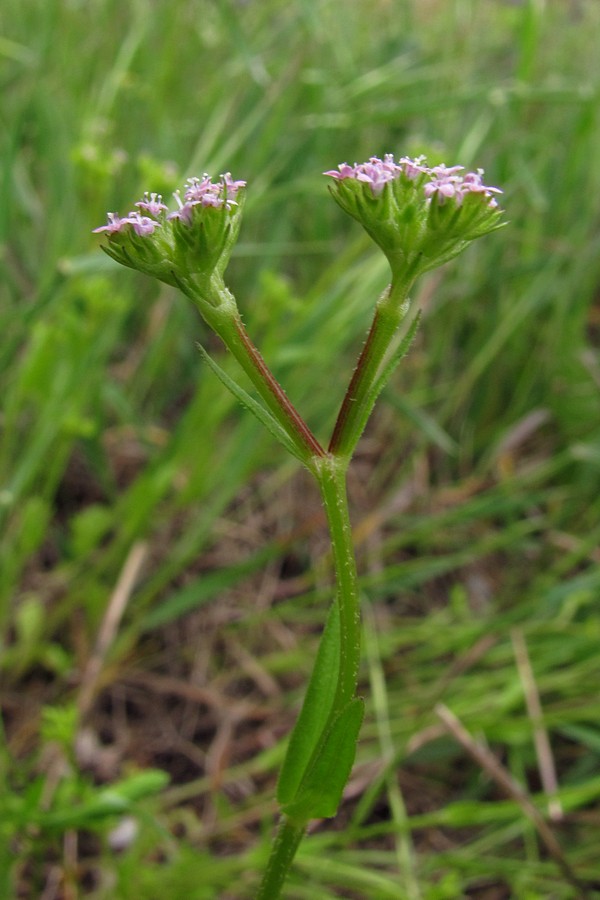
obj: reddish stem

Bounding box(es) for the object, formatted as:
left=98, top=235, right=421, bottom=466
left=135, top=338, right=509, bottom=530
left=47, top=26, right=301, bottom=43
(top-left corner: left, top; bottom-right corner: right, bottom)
left=232, top=317, right=326, bottom=459
left=328, top=309, right=381, bottom=455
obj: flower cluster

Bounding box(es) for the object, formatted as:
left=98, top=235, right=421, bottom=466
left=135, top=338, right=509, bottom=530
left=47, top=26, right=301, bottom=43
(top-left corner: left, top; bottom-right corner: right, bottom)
left=93, top=174, right=247, bottom=295
left=324, top=154, right=504, bottom=280
left=94, top=175, right=246, bottom=237
left=324, top=154, right=428, bottom=195
left=169, top=174, right=247, bottom=222
left=325, top=155, right=502, bottom=208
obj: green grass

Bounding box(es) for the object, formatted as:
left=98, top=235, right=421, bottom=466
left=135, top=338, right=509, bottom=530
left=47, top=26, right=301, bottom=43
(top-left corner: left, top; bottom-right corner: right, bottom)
left=2, top=0, right=600, bottom=896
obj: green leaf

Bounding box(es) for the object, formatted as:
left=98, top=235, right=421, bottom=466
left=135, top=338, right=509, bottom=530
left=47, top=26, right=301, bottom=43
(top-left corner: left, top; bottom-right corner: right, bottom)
left=277, top=601, right=341, bottom=806
left=197, top=343, right=306, bottom=463
left=282, top=698, right=364, bottom=820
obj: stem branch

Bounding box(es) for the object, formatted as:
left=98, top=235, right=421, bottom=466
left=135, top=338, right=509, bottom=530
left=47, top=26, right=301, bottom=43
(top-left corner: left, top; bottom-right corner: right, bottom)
left=328, top=283, right=411, bottom=460
left=228, top=315, right=325, bottom=460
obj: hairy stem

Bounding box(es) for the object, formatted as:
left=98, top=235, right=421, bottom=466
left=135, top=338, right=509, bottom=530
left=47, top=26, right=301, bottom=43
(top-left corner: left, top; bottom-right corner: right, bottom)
left=189, top=280, right=325, bottom=465
left=315, top=455, right=361, bottom=710
left=329, top=283, right=410, bottom=460
left=228, top=314, right=325, bottom=461
left=255, top=816, right=306, bottom=900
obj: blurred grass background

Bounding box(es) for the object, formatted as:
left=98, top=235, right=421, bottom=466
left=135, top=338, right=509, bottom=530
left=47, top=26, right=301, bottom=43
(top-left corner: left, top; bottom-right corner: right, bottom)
left=2, top=0, right=600, bottom=897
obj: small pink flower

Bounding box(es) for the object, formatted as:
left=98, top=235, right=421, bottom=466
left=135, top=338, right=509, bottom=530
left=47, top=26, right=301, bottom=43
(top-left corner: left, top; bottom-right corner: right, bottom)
left=325, top=154, right=431, bottom=195
left=429, top=164, right=464, bottom=179
left=398, top=155, right=429, bottom=179
left=424, top=179, right=462, bottom=204
left=183, top=175, right=214, bottom=203
left=460, top=169, right=503, bottom=206
left=323, top=163, right=357, bottom=180
left=93, top=210, right=162, bottom=235
left=221, top=172, right=247, bottom=197
left=135, top=192, right=168, bottom=216
left=92, top=212, right=131, bottom=234
left=167, top=191, right=194, bottom=224
left=177, top=173, right=246, bottom=211
left=200, top=194, right=224, bottom=208
left=424, top=166, right=503, bottom=207
left=127, top=212, right=161, bottom=235
left=355, top=158, right=398, bottom=195
left=462, top=169, right=486, bottom=188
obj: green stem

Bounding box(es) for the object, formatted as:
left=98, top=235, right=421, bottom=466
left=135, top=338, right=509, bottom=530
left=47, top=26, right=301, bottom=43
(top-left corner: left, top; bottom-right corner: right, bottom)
left=328, top=282, right=411, bottom=460
left=187, top=280, right=325, bottom=465
left=315, top=455, right=361, bottom=711
left=255, top=816, right=306, bottom=900
left=256, top=455, right=361, bottom=898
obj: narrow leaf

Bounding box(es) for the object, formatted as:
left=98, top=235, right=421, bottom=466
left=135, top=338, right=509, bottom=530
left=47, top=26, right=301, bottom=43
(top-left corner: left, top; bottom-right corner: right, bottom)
left=277, top=601, right=341, bottom=805
left=282, top=698, right=365, bottom=820
left=197, top=343, right=306, bottom=462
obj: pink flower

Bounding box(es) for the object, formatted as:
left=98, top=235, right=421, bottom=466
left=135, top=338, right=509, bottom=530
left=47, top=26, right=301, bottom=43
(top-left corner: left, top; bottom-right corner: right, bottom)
left=167, top=191, right=195, bottom=224
left=135, top=192, right=168, bottom=216
left=181, top=173, right=247, bottom=211
left=324, top=154, right=502, bottom=208
left=127, top=212, right=161, bottom=235
left=355, top=157, right=399, bottom=195
left=425, top=166, right=502, bottom=207
left=323, top=163, right=357, bottom=181
left=183, top=175, right=215, bottom=203
left=93, top=210, right=162, bottom=235
left=398, top=155, right=429, bottom=180
left=222, top=172, right=247, bottom=197
left=92, top=213, right=131, bottom=234
left=325, top=154, right=431, bottom=196
left=429, top=164, right=464, bottom=179
left=460, top=169, right=503, bottom=206
left=424, top=178, right=462, bottom=204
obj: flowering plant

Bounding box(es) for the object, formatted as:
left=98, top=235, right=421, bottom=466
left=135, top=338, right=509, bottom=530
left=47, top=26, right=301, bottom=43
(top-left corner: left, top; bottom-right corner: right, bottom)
left=94, top=154, right=504, bottom=898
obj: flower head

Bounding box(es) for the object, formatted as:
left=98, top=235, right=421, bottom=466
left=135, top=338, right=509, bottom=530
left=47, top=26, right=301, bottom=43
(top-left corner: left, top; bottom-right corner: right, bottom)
left=93, top=172, right=247, bottom=297
left=324, top=153, right=504, bottom=280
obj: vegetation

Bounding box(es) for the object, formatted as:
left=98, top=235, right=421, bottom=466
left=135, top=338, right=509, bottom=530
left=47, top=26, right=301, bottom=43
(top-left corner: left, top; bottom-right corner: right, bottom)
left=1, top=1, right=600, bottom=897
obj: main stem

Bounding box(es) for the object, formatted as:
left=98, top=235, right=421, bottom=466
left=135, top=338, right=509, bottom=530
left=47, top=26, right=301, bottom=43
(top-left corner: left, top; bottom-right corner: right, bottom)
left=256, top=454, right=360, bottom=899
left=315, top=455, right=361, bottom=711
left=256, top=816, right=306, bottom=900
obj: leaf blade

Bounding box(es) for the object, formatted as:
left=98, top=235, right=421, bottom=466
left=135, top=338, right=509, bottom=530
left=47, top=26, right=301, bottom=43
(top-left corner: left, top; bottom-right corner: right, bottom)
left=197, top=343, right=306, bottom=463
left=277, top=601, right=341, bottom=806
